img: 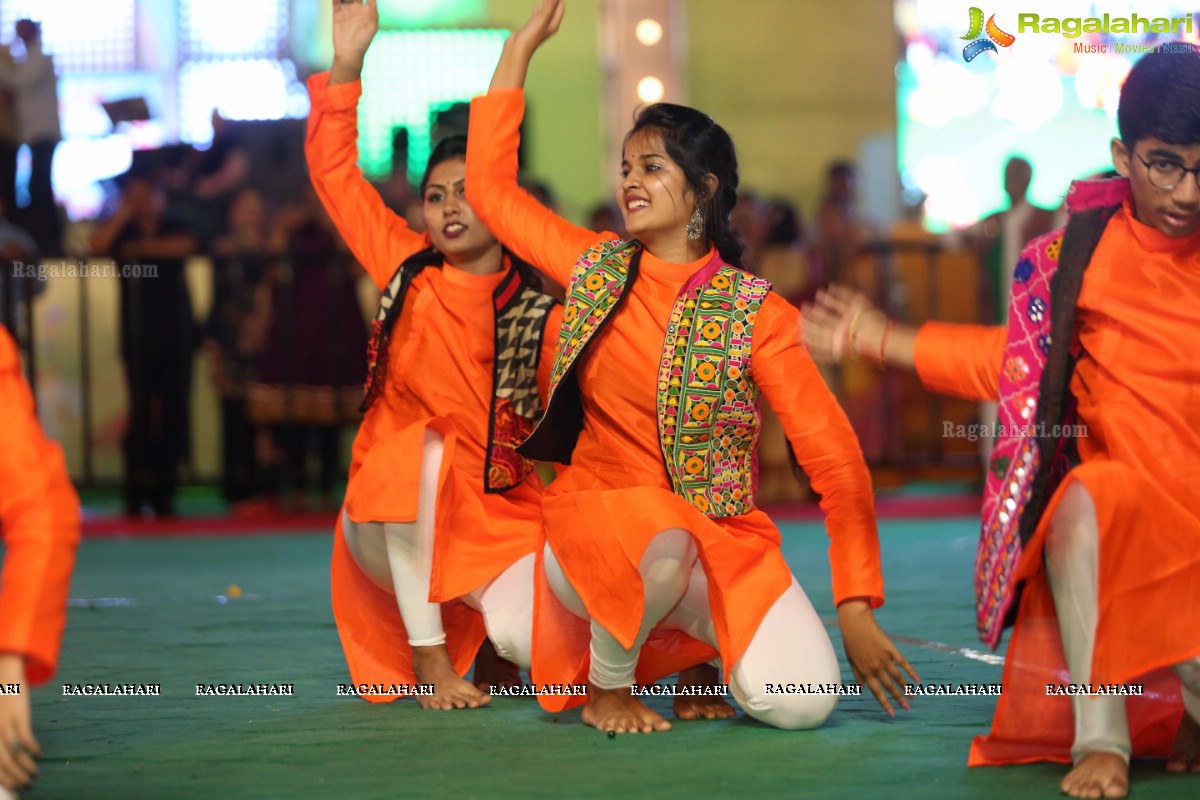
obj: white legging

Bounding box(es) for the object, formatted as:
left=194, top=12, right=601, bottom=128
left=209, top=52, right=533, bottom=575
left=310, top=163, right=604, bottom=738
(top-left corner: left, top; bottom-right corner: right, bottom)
left=544, top=530, right=840, bottom=729
left=340, top=430, right=533, bottom=669
left=1045, top=481, right=1200, bottom=763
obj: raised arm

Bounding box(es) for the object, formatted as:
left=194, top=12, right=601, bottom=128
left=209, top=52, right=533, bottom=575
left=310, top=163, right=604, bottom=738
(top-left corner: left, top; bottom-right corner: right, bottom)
left=466, top=0, right=602, bottom=287
left=307, top=0, right=428, bottom=290
left=802, top=284, right=1005, bottom=401
left=755, top=294, right=918, bottom=716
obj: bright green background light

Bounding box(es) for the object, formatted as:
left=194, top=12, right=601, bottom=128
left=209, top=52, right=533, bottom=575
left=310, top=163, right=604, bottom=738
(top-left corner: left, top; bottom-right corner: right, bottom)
left=359, top=29, right=508, bottom=181
left=378, top=0, right=486, bottom=28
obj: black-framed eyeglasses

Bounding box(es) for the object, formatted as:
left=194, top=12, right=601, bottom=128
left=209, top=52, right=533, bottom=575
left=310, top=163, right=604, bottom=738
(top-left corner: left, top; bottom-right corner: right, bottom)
left=1131, top=151, right=1200, bottom=191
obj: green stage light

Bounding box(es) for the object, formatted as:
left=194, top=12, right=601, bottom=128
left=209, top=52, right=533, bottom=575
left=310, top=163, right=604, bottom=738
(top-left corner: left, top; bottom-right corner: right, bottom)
left=377, top=0, right=486, bottom=29
left=359, top=29, right=507, bottom=182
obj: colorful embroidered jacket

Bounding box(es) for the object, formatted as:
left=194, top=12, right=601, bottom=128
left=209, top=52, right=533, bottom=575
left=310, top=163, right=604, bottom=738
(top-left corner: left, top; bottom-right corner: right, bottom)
left=519, top=239, right=772, bottom=519
left=977, top=177, right=1126, bottom=648
left=362, top=248, right=559, bottom=493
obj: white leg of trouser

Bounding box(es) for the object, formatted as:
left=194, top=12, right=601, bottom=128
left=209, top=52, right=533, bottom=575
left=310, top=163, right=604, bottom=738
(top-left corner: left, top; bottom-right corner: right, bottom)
left=462, top=553, right=536, bottom=671
left=1173, top=657, right=1200, bottom=725
left=663, top=565, right=840, bottom=730
left=1045, top=481, right=1130, bottom=763
left=543, top=530, right=697, bottom=689
left=340, top=430, right=446, bottom=647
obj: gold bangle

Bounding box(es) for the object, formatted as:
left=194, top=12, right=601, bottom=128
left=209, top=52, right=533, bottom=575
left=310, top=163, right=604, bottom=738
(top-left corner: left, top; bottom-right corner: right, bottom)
left=848, top=308, right=886, bottom=361
left=846, top=310, right=864, bottom=362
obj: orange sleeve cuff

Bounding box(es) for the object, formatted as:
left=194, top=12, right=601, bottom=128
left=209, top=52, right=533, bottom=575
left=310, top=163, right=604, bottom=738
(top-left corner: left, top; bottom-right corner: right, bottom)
left=307, top=72, right=362, bottom=112
left=914, top=321, right=1007, bottom=401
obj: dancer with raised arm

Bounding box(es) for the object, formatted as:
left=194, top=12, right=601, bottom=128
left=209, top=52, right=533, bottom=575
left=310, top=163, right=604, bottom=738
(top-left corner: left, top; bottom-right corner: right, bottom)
left=310, top=0, right=561, bottom=710
left=466, top=0, right=915, bottom=734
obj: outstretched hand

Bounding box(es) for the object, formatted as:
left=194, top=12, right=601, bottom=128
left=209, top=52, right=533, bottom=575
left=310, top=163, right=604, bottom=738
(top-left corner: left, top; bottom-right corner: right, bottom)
left=510, top=0, right=565, bottom=53
left=331, top=0, right=379, bottom=83
left=799, top=284, right=875, bottom=364
left=0, top=655, right=39, bottom=791
left=489, top=0, right=565, bottom=91
left=837, top=600, right=919, bottom=717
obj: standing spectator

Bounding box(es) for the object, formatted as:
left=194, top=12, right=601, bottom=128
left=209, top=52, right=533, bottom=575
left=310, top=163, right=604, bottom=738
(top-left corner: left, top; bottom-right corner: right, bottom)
left=0, top=48, right=17, bottom=218
left=0, top=20, right=61, bottom=255
left=204, top=187, right=273, bottom=510
left=973, top=157, right=1061, bottom=323
left=89, top=173, right=197, bottom=518
left=246, top=186, right=367, bottom=510
left=967, top=157, right=1061, bottom=462
left=755, top=198, right=813, bottom=504
left=190, top=111, right=251, bottom=247
left=757, top=198, right=809, bottom=303
left=0, top=195, right=38, bottom=331
left=813, top=161, right=870, bottom=287
left=730, top=190, right=768, bottom=271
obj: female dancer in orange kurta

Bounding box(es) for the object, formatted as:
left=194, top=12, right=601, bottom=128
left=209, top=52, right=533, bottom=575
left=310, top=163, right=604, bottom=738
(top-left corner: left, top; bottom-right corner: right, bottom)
left=466, top=0, right=915, bottom=734
left=310, top=0, right=560, bottom=710
left=803, top=49, right=1200, bottom=799
left=0, top=327, right=80, bottom=793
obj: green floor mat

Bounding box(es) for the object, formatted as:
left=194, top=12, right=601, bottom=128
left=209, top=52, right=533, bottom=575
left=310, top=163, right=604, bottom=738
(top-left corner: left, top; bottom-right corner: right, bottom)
left=30, top=520, right=1195, bottom=799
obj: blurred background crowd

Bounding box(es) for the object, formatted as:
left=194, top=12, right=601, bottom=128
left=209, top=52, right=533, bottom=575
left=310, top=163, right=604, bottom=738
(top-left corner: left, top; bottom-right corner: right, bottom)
left=2, top=0, right=1184, bottom=519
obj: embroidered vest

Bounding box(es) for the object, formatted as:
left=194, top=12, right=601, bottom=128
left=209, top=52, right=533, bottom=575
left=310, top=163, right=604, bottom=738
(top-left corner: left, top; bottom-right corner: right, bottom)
left=976, top=179, right=1125, bottom=648
left=362, top=247, right=559, bottom=493
left=519, top=239, right=771, bottom=518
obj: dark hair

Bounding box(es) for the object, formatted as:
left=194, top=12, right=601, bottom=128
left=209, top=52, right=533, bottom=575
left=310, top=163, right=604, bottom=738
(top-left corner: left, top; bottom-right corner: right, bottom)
left=765, top=199, right=803, bottom=247
left=828, top=161, right=855, bottom=180
left=15, top=19, right=39, bottom=43
left=1118, top=46, right=1200, bottom=147
left=420, top=135, right=468, bottom=194
left=627, top=103, right=743, bottom=267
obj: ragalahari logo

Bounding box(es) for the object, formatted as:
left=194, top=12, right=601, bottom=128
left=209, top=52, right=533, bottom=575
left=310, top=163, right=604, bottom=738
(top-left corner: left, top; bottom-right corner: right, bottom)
left=961, top=7, right=1016, bottom=61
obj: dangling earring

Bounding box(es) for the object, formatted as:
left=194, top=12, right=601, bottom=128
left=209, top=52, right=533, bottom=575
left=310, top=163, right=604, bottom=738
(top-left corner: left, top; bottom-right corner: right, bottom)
left=685, top=207, right=704, bottom=239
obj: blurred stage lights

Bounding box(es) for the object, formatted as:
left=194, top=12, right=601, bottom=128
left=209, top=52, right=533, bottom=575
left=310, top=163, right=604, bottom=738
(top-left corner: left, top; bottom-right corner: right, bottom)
left=635, top=18, right=663, bottom=46
left=637, top=76, right=665, bottom=103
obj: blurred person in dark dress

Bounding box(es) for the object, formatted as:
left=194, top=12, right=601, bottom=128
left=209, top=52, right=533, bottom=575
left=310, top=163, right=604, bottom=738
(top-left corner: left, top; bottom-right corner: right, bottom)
left=89, top=173, right=197, bottom=517
left=0, top=20, right=62, bottom=255
left=204, top=186, right=274, bottom=510
left=246, top=186, right=367, bottom=510
left=0, top=55, right=17, bottom=220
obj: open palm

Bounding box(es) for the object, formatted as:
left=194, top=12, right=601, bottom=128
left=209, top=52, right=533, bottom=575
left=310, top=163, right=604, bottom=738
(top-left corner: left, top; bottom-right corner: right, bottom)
left=332, top=0, right=379, bottom=65
left=511, top=0, right=565, bottom=52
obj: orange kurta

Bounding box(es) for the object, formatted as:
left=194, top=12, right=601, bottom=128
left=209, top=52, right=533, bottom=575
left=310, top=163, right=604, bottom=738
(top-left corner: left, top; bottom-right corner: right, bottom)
left=914, top=198, right=1200, bottom=763
left=0, top=328, right=80, bottom=685
left=468, top=88, right=882, bottom=709
left=307, top=74, right=559, bottom=695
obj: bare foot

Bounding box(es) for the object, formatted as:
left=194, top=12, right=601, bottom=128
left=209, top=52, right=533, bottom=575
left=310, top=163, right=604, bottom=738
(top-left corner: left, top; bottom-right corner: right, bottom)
left=1168, top=712, right=1200, bottom=773
left=471, top=639, right=522, bottom=692
left=411, top=644, right=491, bottom=710
left=1061, top=752, right=1129, bottom=799
left=581, top=685, right=672, bottom=734
left=673, top=663, right=736, bottom=721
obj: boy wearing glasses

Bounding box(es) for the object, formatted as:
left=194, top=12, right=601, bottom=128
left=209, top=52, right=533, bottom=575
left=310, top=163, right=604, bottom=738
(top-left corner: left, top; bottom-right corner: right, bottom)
left=802, top=48, right=1200, bottom=798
